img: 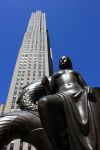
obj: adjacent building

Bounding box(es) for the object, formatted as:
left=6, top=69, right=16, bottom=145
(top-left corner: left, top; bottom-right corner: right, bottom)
left=4, top=10, right=53, bottom=150
left=0, top=104, right=5, bottom=115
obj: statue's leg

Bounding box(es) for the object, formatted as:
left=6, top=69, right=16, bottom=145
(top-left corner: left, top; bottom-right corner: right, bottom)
left=38, top=94, right=70, bottom=150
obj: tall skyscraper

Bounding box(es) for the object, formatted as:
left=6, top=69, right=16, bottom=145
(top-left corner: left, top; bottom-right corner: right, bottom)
left=4, top=10, right=53, bottom=150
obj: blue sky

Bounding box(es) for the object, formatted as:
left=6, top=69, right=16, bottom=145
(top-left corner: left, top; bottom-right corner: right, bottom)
left=0, top=0, right=100, bottom=104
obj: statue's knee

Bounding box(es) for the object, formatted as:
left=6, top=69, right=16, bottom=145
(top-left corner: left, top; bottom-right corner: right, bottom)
left=38, top=95, right=63, bottom=113
left=38, top=97, right=48, bottom=110
left=38, top=95, right=54, bottom=112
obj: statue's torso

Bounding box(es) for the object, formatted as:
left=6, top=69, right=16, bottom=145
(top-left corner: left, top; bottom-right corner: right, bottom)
left=53, top=70, right=83, bottom=93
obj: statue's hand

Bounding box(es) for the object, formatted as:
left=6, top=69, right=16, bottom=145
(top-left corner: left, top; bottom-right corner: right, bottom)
left=85, top=86, right=95, bottom=96
left=41, top=76, right=51, bottom=94
left=30, top=84, right=45, bottom=100
left=41, top=76, right=49, bottom=87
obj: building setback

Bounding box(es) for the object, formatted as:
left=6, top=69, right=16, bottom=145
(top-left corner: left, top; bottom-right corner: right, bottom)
left=4, top=10, right=53, bottom=150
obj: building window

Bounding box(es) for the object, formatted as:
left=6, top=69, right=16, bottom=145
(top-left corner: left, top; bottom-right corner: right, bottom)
left=10, top=143, right=14, bottom=150
left=13, top=96, right=16, bottom=99
left=17, top=74, right=21, bottom=77
left=20, top=82, right=23, bottom=85
left=43, top=66, right=45, bottom=69
left=14, top=90, right=17, bottom=95
left=22, top=74, right=24, bottom=77
left=19, top=87, right=23, bottom=91
left=19, top=66, right=22, bottom=69
left=19, top=142, right=23, bottom=150
left=33, top=73, right=35, bottom=76
left=25, top=54, right=28, bottom=57
left=21, top=78, right=24, bottom=81
left=11, top=104, right=15, bottom=109
left=15, top=86, right=18, bottom=90
left=16, top=78, right=20, bottom=82
left=28, top=73, right=30, bottom=76
left=28, top=144, right=31, bottom=150
left=22, top=71, right=25, bottom=73
left=16, top=105, right=20, bottom=109
left=13, top=97, right=16, bottom=103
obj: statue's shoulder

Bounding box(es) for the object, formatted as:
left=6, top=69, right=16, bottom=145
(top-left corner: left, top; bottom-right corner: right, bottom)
left=53, top=70, right=65, bottom=78
left=64, top=69, right=79, bottom=74
left=64, top=69, right=74, bottom=73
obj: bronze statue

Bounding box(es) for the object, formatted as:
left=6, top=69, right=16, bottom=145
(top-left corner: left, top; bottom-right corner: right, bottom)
left=38, top=56, right=100, bottom=150
left=0, top=56, right=100, bottom=150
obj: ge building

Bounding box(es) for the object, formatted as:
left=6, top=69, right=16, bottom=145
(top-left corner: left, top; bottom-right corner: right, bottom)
left=1, top=10, right=53, bottom=150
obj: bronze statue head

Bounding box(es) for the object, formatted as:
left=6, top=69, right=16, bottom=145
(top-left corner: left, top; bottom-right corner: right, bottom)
left=59, top=56, right=73, bottom=70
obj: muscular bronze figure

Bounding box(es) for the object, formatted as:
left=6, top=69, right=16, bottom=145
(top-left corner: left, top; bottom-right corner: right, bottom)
left=0, top=56, right=100, bottom=150
left=38, top=56, right=100, bottom=150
